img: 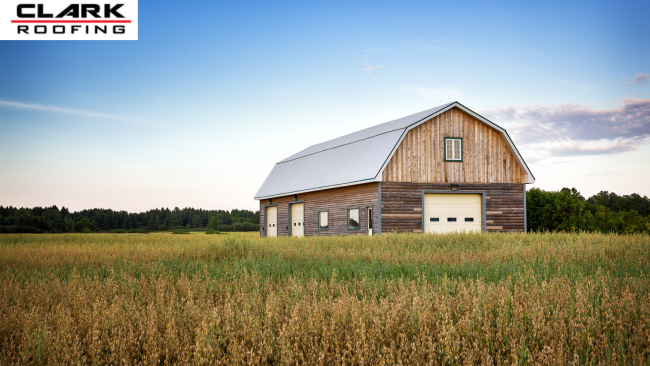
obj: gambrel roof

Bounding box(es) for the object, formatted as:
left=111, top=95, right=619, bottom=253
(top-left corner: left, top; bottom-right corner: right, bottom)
left=255, top=102, right=534, bottom=200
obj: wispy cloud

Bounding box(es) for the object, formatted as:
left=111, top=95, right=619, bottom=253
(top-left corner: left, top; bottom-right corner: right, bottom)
left=0, top=99, right=182, bottom=129
left=401, top=87, right=464, bottom=102
left=625, top=73, right=649, bottom=85
left=480, top=99, right=650, bottom=159
left=546, top=139, right=640, bottom=157
left=362, top=65, right=383, bottom=74
left=361, top=56, right=383, bottom=75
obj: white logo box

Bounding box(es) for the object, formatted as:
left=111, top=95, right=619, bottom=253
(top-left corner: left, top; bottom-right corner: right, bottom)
left=0, top=0, right=138, bottom=40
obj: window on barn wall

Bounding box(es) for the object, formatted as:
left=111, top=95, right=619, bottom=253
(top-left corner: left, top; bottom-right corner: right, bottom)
left=444, top=137, right=463, bottom=161
left=347, top=207, right=360, bottom=230
left=318, top=210, right=329, bottom=230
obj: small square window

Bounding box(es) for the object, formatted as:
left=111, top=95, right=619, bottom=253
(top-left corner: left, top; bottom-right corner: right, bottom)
left=298, top=222, right=301, bottom=226
left=444, top=138, right=463, bottom=161
left=347, top=207, right=360, bottom=230
left=319, top=211, right=329, bottom=230
left=465, top=217, right=474, bottom=222
left=430, top=217, right=439, bottom=222
left=447, top=217, right=457, bottom=222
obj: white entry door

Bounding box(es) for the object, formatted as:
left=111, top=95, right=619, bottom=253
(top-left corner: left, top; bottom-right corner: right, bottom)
left=424, top=194, right=482, bottom=233
left=291, top=203, right=304, bottom=237
left=366, top=207, right=373, bottom=236
left=267, top=206, right=277, bottom=237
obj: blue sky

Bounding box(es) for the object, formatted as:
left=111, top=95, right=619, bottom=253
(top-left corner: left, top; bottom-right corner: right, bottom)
left=1, top=0, right=649, bottom=212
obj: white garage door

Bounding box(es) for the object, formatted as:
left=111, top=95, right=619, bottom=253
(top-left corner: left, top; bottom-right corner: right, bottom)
left=291, top=203, right=304, bottom=237
left=423, top=194, right=482, bottom=233
left=267, top=206, right=277, bottom=237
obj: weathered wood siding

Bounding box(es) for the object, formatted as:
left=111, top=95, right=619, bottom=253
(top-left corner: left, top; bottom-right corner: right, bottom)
left=260, top=183, right=379, bottom=237
left=382, top=107, right=526, bottom=184
left=381, top=182, right=525, bottom=233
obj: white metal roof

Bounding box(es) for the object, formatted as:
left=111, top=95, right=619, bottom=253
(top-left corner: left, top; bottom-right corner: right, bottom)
left=255, top=102, right=534, bottom=200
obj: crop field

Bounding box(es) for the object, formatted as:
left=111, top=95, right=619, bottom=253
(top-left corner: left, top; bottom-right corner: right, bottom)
left=1, top=232, right=649, bottom=365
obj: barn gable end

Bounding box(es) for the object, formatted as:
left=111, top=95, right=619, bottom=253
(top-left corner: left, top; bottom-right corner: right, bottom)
left=381, top=107, right=527, bottom=184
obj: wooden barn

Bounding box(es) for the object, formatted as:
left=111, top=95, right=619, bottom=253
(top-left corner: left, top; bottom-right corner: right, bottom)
left=255, top=102, right=534, bottom=237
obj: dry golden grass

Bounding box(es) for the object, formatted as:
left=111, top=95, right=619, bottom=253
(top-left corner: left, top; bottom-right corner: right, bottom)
left=1, top=232, right=649, bottom=365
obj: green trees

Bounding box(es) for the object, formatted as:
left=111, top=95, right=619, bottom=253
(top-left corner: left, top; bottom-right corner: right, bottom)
left=74, top=218, right=96, bottom=233
left=208, top=216, right=220, bottom=230
left=154, top=215, right=161, bottom=230
left=207, top=211, right=232, bottom=231
left=526, top=188, right=585, bottom=232
left=169, top=209, right=183, bottom=227
left=587, top=191, right=650, bottom=216
left=205, top=210, right=258, bottom=232
left=527, top=188, right=650, bottom=233
left=0, top=205, right=260, bottom=233
left=191, top=215, right=203, bottom=228
left=42, top=209, right=65, bottom=232
left=65, top=216, right=74, bottom=232
left=2, top=189, right=647, bottom=235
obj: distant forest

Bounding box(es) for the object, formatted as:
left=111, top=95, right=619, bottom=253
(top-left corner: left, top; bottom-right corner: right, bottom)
left=1, top=189, right=649, bottom=234
left=527, top=189, right=650, bottom=234
left=0, top=206, right=259, bottom=233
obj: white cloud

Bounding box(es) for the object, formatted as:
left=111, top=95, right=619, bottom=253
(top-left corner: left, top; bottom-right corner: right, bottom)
left=480, top=99, right=650, bottom=159
left=362, top=65, right=383, bottom=75
left=360, top=56, right=383, bottom=75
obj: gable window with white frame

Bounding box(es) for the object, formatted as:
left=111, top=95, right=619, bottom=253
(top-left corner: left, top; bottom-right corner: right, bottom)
left=444, top=137, right=463, bottom=162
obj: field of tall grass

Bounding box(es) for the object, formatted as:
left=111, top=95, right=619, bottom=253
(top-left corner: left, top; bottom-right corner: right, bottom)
left=1, top=232, right=649, bottom=365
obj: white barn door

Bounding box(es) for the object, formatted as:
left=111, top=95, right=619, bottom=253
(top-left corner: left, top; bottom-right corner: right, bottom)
left=291, top=203, right=304, bottom=237
left=424, top=194, right=482, bottom=233
left=267, top=206, right=277, bottom=237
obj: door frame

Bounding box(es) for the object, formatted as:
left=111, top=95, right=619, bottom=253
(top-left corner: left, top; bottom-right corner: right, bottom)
left=365, top=204, right=373, bottom=235
left=420, top=190, right=487, bottom=233
left=287, top=200, right=304, bottom=237
left=263, top=204, right=278, bottom=237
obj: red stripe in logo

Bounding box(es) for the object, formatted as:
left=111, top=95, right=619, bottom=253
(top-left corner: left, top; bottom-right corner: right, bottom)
left=12, top=20, right=132, bottom=23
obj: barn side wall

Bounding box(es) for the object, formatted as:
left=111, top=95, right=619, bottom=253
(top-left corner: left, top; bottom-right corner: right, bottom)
left=381, top=182, right=525, bottom=233
left=259, top=183, right=379, bottom=237
left=382, top=107, right=527, bottom=184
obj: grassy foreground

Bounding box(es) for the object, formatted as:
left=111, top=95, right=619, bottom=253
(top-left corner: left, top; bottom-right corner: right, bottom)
left=1, top=232, right=649, bottom=365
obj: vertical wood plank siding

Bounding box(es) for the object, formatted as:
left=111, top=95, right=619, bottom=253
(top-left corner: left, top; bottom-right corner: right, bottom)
left=382, top=107, right=526, bottom=184
left=381, top=182, right=525, bottom=233
left=259, top=183, right=379, bottom=237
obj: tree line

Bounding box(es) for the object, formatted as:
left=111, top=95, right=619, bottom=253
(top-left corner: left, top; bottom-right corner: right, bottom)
left=2, top=188, right=648, bottom=235
left=527, top=188, right=650, bottom=234
left=0, top=206, right=260, bottom=233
